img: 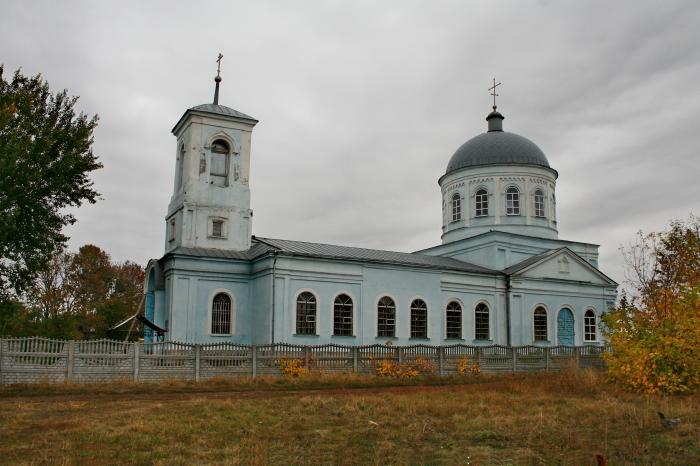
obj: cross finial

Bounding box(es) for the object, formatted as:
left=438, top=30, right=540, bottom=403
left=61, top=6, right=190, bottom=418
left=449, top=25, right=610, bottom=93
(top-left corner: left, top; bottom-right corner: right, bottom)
left=213, top=53, right=223, bottom=105
left=488, top=78, right=501, bottom=111
left=216, top=53, right=223, bottom=78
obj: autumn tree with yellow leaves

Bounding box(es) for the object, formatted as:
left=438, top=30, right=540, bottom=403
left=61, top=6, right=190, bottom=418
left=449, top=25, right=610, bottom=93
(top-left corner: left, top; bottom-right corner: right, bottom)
left=603, top=216, right=699, bottom=394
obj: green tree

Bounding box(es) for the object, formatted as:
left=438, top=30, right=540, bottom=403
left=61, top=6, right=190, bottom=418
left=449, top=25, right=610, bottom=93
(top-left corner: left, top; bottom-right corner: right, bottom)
left=0, top=66, right=102, bottom=299
left=603, top=216, right=700, bottom=394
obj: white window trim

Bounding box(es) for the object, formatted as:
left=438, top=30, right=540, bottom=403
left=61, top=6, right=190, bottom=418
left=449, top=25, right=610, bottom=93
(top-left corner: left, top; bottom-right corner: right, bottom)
left=531, top=303, right=550, bottom=343
left=207, top=216, right=228, bottom=239
left=330, top=290, right=357, bottom=337
left=208, top=288, right=235, bottom=336
left=444, top=297, right=465, bottom=340
left=472, top=299, right=492, bottom=341
left=293, top=288, right=320, bottom=336
left=374, top=293, right=399, bottom=338
left=505, top=185, right=521, bottom=216
left=408, top=295, right=430, bottom=340
left=473, top=186, right=490, bottom=218
left=583, top=307, right=599, bottom=343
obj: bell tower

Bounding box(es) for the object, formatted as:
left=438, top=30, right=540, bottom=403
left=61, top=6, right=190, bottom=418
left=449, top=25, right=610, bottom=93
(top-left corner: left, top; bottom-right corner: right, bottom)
left=165, top=55, right=258, bottom=252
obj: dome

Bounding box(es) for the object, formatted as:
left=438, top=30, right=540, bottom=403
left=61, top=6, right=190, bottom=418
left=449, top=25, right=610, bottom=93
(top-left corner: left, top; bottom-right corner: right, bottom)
left=444, top=110, right=555, bottom=177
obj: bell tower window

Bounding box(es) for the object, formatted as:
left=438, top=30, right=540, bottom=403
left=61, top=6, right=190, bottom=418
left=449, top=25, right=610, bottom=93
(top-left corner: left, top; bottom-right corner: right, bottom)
left=210, top=139, right=230, bottom=187
left=177, top=144, right=186, bottom=191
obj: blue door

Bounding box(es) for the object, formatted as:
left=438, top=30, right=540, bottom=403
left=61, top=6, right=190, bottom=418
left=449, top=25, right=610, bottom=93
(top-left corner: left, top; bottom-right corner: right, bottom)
left=557, top=308, right=575, bottom=346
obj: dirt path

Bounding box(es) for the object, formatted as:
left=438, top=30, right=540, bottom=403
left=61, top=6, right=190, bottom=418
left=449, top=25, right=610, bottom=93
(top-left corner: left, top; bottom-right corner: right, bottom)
left=0, top=381, right=505, bottom=405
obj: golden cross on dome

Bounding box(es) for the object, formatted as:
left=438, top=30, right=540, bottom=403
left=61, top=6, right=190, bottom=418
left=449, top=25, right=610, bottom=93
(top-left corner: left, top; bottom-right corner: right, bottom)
left=488, top=78, right=501, bottom=110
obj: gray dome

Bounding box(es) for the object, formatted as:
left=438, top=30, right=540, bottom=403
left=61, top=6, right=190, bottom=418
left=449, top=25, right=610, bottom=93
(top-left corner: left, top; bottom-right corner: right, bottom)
left=444, top=111, right=554, bottom=177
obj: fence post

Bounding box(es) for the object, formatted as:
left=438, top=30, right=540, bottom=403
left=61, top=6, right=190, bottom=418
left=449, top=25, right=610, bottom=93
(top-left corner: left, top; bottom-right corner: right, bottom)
left=352, top=346, right=358, bottom=373
left=475, top=346, right=482, bottom=366
left=133, top=342, right=140, bottom=383
left=438, top=346, right=445, bottom=376
left=512, top=347, right=517, bottom=373
left=304, top=346, right=310, bottom=369
left=251, top=345, right=257, bottom=379
left=397, top=347, right=403, bottom=364
left=545, top=347, right=550, bottom=371
left=575, top=346, right=580, bottom=369
left=66, top=340, right=75, bottom=383
left=194, top=344, right=201, bottom=382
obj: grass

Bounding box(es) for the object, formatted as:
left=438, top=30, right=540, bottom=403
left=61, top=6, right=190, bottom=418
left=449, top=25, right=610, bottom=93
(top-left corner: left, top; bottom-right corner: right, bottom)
left=0, top=370, right=698, bottom=465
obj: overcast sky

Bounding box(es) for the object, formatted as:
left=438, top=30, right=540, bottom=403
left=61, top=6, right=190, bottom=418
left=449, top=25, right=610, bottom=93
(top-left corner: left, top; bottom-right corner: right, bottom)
left=2, top=0, right=699, bottom=286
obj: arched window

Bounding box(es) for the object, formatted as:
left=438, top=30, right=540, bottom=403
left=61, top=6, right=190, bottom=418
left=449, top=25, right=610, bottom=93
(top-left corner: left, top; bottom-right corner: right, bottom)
left=475, top=189, right=488, bottom=217
left=377, top=296, right=396, bottom=337
left=446, top=301, right=462, bottom=339
left=211, top=293, right=232, bottom=335
left=333, top=294, right=353, bottom=336
left=177, top=144, right=186, bottom=190
left=451, top=193, right=462, bottom=222
left=210, top=139, right=230, bottom=187
left=533, top=307, right=548, bottom=341
left=584, top=310, right=597, bottom=342
left=474, top=302, right=490, bottom=340
left=410, top=299, right=428, bottom=338
left=506, top=186, right=520, bottom=215
left=534, top=189, right=545, bottom=217
left=296, top=292, right=316, bottom=335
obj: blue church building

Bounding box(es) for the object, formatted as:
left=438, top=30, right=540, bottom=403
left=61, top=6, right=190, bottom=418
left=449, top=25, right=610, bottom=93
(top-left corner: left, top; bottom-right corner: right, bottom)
left=144, top=81, right=617, bottom=347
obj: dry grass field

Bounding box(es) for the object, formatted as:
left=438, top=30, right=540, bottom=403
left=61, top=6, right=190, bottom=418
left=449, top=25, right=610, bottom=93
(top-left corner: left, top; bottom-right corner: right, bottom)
left=0, top=370, right=697, bottom=465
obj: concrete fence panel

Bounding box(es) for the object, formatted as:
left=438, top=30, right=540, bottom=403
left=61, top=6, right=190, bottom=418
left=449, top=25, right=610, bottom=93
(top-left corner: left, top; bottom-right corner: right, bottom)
left=0, top=337, right=607, bottom=385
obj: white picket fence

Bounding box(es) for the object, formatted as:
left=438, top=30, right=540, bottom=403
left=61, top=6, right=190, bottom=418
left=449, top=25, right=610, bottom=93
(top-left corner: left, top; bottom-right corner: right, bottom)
left=0, top=337, right=607, bottom=385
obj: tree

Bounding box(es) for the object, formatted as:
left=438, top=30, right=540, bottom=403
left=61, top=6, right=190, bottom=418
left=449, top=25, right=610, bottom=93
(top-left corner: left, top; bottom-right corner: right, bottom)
left=2, top=244, right=145, bottom=339
left=603, top=216, right=700, bottom=394
left=0, top=66, right=102, bottom=299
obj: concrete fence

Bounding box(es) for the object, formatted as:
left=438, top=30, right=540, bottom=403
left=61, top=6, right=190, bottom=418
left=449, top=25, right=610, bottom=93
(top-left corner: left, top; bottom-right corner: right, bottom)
left=0, top=337, right=607, bottom=385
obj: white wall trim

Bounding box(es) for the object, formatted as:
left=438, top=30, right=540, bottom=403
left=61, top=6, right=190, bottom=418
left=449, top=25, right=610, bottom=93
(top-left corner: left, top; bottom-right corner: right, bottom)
left=207, top=288, right=236, bottom=337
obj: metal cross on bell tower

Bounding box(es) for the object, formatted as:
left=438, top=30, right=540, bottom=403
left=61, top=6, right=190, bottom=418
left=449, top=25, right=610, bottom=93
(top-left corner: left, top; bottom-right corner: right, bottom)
left=488, top=78, right=501, bottom=111
left=213, top=53, right=223, bottom=105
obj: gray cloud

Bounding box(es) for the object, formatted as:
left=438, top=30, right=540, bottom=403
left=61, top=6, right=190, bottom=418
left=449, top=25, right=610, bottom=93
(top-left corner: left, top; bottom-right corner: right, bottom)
left=2, top=0, right=699, bottom=287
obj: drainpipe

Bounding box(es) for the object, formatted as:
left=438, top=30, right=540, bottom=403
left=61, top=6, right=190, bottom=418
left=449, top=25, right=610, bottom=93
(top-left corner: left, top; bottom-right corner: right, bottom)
left=505, top=274, right=512, bottom=346
left=270, top=252, right=278, bottom=344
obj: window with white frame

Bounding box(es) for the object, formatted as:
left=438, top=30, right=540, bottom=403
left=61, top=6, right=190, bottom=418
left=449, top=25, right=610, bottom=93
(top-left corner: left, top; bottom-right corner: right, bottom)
left=377, top=296, right=396, bottom=337
left=475, top=189, right=488, bottom=217
left=534, top=307, right=548, bottom=341
left=210, top=139, right=230, bottom=187
left=534, top=189, right=545, bottom=217
left=296, top=292, right=316, bottom=335
left=410, top=299, right=427, bottom=338
left=474, top=302, right=490, bottom=340
left=212, top=219, right=224, bottom=238
left=584, top=310, right=597, bottom=341
left=446, top=301, right=462, bottom=339
left=211, top=293, right=232, bottom=335
left=451, top=193, right=462, bottom=222
left=506, top=186, right=520, bottom=215
left=333, top=294, right=353, bottom=336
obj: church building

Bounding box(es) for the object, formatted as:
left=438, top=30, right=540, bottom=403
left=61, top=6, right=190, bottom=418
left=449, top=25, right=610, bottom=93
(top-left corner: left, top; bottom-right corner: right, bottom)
left=144, top=73, right=617, bottom=347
